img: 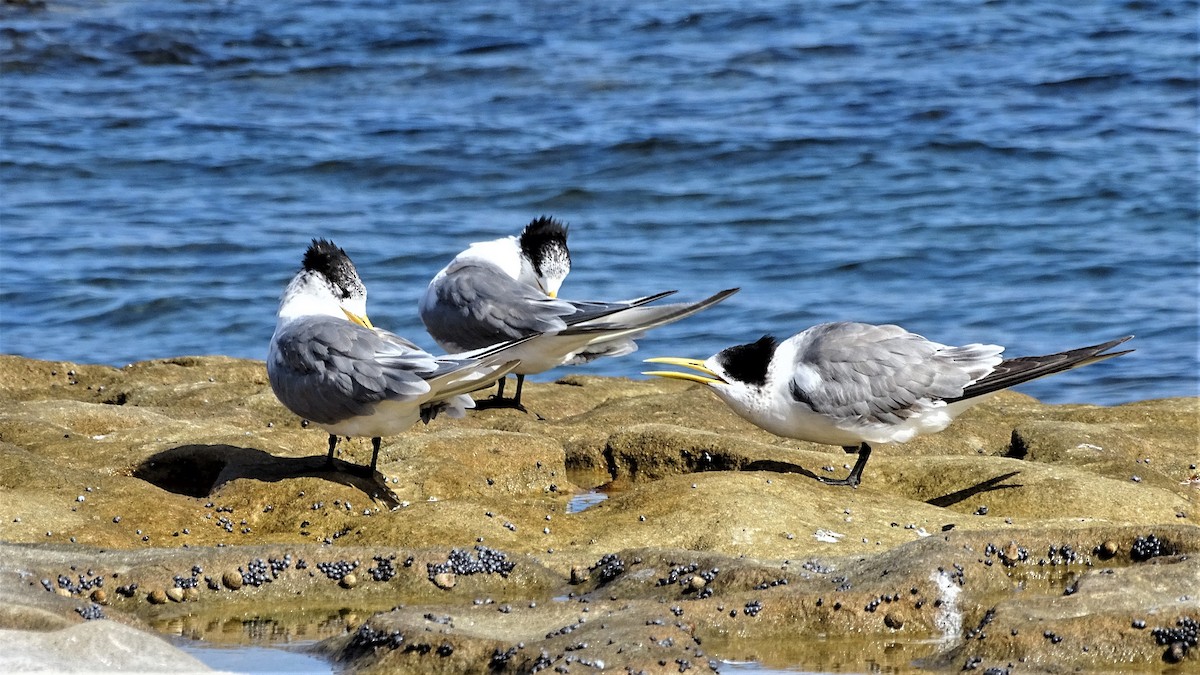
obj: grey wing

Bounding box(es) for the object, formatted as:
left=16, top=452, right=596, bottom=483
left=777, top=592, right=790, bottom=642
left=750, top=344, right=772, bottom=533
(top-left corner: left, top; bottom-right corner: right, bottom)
left=788, top=322, right=1003, bottom=425
left=559, top=288, right=738, bottom=362
left=420, top=263, right=574, bottom=351
left=371, top=327, right=426, bottom=352
left=564, top=288, right=737, bottom=337
left=269, top=317, right=437, bottom=425
left=559, top=290, right=678, bottom=327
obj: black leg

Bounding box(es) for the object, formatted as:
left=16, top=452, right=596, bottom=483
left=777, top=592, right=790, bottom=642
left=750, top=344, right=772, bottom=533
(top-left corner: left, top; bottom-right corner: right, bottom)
left=495, top=376, right=506, bottom=399
left=472, top=374, right=529, bottom=413
left=368, top=437, right=382, bottom=473
left=817, top=443, right=872, bottom=487
left=511, top=374, right=526, bottom=408
left=325, top=434, right=338, bottom=467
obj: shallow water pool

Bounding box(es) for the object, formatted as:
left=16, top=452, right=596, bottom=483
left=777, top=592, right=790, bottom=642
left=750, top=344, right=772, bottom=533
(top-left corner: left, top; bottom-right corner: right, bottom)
left=174, top=639, right=333, bottom=675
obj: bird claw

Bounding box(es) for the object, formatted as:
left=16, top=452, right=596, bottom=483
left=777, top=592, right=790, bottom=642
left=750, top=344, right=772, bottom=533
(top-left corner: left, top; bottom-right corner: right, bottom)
left=817, top=444, right=871, bottom=487
left=817, top=474, right=861, bottom=488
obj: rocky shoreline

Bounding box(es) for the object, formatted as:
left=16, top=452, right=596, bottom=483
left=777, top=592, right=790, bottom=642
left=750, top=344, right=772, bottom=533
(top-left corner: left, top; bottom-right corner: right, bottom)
left=0, top=354, right=1197, bottom=673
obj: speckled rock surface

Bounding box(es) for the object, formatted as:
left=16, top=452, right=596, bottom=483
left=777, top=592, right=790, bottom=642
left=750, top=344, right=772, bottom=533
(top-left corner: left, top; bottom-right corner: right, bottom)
left=0, top=354, right=1196, bottom=673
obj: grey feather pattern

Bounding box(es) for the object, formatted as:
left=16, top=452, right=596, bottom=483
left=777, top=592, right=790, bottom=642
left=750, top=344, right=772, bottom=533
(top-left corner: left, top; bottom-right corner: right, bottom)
left=789, top=322, right=1002, bottom=426
left=562, top=289, right=738, bottom=338
left=421, top=263, right=575, bottom=351
left=422, top=260, right=683, bottom=352
left=269, top=317, right=438, bottom=425
left=561, top=289, right=739, bottom=361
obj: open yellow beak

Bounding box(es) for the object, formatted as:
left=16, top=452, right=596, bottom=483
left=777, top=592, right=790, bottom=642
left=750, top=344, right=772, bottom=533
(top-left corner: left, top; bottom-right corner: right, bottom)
left=643, top=357, right=725, bottom=385
left=343, top=309, right=375, bottom=329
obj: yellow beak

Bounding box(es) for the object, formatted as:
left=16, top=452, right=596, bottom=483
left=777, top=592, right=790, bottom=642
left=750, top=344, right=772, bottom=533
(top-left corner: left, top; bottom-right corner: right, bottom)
left=642, top=357, right=725, bottom=385
left=547, top=290, right=558, bottom=298
left=343, top=309, right=375, bottom=329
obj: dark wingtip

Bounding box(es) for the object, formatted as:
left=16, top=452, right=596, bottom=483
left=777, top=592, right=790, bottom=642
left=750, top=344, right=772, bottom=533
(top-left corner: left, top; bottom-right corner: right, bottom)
left=1105, top=335, right=1134, bottom=349
left=638, top=290, right=678, bottom=304
left=1090, top=335, right=1135, bottom=358
left=950, top=334, right=1135, bottom=402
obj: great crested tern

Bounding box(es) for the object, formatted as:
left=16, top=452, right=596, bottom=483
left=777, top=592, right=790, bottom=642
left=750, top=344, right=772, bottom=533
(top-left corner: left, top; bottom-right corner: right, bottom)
left=419, top=216, right=739, bottom=410
left=268, top=239, right=528, bottom=475
left=646, top=322, right=1132, bottom=486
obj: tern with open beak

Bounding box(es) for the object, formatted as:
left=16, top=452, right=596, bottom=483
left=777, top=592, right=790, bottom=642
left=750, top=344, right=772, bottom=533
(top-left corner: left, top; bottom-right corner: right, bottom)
left=646, top=322, right=1132, bottom=486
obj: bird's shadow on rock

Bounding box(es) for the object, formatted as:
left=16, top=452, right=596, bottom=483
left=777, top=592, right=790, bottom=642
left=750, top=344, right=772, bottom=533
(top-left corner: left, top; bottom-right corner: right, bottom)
left=741, top=460, right=1023, bottom=503
left=925, top=471, right=1022, bottom=508
left=133, top=444, right=402, bottom=509
left=742, top=459, right=824, bottom=482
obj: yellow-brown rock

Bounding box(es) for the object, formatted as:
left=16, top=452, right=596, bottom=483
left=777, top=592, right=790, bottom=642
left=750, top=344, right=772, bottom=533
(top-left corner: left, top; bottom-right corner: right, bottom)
left=0, top=354, right=1196, bottom=673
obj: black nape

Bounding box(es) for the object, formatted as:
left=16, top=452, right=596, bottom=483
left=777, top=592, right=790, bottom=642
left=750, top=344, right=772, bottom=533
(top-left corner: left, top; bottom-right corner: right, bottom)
left=716, top=335, right=778, bottom=387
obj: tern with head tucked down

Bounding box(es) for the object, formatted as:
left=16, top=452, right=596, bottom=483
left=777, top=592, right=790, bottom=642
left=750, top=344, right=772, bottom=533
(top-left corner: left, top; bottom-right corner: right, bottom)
left=646, top=322, right=1132, bottom=487
left=419, top=216, right=738, bottom=411
left=268, top=239, right=530, bottom=475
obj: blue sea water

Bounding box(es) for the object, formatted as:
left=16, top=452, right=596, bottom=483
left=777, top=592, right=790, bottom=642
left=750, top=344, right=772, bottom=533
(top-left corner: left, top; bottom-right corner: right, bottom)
left=1, top=0, right=1196, bottom=406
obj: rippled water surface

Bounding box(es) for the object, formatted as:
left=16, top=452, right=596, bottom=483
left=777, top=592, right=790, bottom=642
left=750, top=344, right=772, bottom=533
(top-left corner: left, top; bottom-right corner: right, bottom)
left=2, top=0, right=1196, bottom=405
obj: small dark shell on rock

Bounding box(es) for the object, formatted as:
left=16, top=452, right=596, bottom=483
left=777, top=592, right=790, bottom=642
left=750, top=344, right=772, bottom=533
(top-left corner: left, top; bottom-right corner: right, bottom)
left=222, top=570, right=243, bottom=590
left=1164, top=642, right=1187, bottom=664
left=148, top=589, right=167, bottom=604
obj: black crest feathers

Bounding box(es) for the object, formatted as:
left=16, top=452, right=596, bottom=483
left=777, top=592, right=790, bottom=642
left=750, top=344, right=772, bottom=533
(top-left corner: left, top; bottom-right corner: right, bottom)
left=716, top=335, right=779, bottom=387
left=519, top=216, right=570, bottom=272
left=302, top=238, right=362, bottom=299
